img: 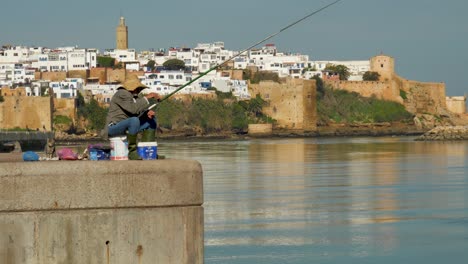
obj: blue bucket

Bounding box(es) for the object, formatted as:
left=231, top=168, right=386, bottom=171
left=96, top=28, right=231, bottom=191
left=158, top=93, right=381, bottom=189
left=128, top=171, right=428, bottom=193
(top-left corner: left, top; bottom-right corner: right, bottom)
left=137, top=142, right=158, bottom=160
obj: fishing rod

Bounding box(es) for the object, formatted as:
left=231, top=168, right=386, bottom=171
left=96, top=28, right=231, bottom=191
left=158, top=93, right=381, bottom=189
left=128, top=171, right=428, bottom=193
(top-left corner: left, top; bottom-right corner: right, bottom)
left=145, top=0, right=343, bottom=111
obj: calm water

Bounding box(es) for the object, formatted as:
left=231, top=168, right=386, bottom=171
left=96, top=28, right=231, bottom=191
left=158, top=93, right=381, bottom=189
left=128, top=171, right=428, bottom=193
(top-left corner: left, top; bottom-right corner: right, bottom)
left=158, top=137, right=468, bottom=264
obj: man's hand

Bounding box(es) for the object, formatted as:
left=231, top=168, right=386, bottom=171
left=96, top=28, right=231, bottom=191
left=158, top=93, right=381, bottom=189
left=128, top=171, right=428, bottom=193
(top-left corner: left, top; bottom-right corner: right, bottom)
left=147, top=110, right=155, bottom=119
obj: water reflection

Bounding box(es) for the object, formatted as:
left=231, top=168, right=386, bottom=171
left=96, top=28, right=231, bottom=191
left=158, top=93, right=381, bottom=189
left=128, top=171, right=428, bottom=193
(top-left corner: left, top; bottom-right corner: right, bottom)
left=150, top=137, right=468, bottom=263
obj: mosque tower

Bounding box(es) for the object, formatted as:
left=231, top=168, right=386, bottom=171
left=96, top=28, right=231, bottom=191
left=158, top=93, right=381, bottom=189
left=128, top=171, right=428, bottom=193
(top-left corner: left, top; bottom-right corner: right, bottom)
left=116, top=16, right=128, bottom=50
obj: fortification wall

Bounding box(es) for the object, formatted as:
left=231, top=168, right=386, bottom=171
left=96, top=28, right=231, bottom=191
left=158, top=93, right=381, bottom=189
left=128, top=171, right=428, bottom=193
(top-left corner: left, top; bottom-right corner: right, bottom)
left=248, top=124, right=273, bottom=135
left=34, top=72, right=67, bottom=82
left=89, top=68, right=107, bottom=84
left=107, top=69, right=126, bottom=83
left=446, top=96, right=466, bottom=114
left=219, top=69, right=243, bottom=80
left=0, top=96, right=52, bottom=131
left=325, top=73, right=447, bottom=115
left=324, top=80, right=403, bottom=103
left=249, top=78, right=316, bottom=131
left=68, top=70, right=88, bottom=79
left=54, top=98, right=76, bottom=120
left=401, top=79, right=446, bottom=114
left=0, top=87, right=28, bottom=97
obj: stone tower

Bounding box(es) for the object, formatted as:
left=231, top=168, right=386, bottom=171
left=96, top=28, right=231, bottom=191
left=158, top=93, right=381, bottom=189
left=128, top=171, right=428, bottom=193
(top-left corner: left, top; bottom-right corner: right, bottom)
left=116, top=16, right=128, bottom=50
left=370, top=54, right=395, bottom=81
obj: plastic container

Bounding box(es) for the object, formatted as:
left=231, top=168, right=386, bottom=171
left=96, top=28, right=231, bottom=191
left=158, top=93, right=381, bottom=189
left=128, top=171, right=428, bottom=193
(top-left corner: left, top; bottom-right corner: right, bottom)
left=109, top=136, right=128, bottom=160
left=137, top=142, right=158, bottom=160
left=89, top=148, right=110, bottom=160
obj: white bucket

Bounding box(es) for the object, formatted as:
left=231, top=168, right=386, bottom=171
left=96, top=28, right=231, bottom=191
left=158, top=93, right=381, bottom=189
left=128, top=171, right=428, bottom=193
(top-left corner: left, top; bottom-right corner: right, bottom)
left=109, top=136, right=128, bottom=160
left=137, top=142, right=158, bottom=160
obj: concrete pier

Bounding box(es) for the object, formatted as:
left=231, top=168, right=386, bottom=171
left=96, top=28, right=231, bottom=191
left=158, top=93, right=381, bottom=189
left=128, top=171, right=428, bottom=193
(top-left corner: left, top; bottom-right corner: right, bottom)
left=0, top=160, right=204, bottom=264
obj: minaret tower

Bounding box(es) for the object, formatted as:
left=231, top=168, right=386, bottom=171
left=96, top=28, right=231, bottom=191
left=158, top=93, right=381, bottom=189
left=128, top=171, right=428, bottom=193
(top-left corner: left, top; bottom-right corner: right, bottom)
left=116, top=16, right=128, bottom=50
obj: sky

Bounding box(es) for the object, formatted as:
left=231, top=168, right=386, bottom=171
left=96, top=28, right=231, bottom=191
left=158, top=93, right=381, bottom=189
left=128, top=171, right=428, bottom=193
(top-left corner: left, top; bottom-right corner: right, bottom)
left=1, top=0, right=467, bottom=97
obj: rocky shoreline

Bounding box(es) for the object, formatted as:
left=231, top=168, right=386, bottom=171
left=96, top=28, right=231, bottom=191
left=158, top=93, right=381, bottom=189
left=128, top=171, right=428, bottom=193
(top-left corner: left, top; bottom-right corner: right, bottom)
left=415, top=126, right=468, bottom=141
left=53, top=122, right=428, bottom=143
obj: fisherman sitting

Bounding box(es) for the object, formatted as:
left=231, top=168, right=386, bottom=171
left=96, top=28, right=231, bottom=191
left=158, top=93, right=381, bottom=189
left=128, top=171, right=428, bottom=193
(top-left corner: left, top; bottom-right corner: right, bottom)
left=101, top=75, right=160, bottom=160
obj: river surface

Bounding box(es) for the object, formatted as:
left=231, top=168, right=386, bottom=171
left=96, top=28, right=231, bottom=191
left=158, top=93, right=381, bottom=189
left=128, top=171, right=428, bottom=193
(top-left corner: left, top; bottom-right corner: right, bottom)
left=158, top=136, right=468, bottom=264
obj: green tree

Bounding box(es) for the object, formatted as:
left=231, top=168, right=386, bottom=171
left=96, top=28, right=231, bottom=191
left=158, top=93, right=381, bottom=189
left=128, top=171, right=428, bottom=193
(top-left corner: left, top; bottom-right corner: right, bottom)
left=146, top=60, right=156, bottom=71
left=113, top=61, right=123, bottom=69
left=244, top=71, right=280, bottom=84
left=325, top=64, right=350, bottom=80
left=311, top=75, right=324, bottom=98
left=76, top=92, right=108, bottom=131
left=163, top=59, right=185, bottom=71
left=362, top=71, right=380, bottom=81
left=248, top=94, right=267, bottom=117
left=97, top=56, right=115, bottom=68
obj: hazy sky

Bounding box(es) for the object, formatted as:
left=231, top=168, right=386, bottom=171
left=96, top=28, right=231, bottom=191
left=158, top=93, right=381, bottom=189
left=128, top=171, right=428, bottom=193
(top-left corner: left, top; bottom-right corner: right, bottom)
left=1, top=0, right=467, bottom=97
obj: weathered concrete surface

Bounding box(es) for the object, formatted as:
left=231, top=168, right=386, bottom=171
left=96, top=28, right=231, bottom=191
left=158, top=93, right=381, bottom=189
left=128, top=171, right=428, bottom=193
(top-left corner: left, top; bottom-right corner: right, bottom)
left=0, top=160, right=204, bottom=264
left=0, top=153, right=23, bottom=162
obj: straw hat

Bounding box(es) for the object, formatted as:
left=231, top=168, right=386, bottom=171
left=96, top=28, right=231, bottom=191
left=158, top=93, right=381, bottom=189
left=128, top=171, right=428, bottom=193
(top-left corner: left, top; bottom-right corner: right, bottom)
left=120, top=75, right=148, bottom=92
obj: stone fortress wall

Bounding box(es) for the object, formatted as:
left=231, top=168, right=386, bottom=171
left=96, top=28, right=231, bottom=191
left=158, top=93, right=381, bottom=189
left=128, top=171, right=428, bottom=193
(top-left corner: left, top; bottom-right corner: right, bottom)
left=0, top=87, right=53, bottom=131
left=249, top=78, right=317, bottom=131
left=446, top=96, right=467, bottom=114
left=325, top=55, right=452, bottom=116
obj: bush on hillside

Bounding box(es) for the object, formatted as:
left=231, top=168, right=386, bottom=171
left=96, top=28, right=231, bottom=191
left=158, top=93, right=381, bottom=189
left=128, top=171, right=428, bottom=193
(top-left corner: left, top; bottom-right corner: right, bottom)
left=363, top=71, right=380, bottom=81
left=97, top=56, right=115, bottom=68
left=243, top=70, right=280, bottom=84
left=76, top=93, right=108, bottom=131
left=317, top=85, right=413, bottom=124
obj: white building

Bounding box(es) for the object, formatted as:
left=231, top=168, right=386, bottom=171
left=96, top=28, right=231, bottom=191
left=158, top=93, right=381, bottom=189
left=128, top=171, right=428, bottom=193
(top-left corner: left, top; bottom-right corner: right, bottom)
left=83, top=83, right=119, bottom=103
left=311, top=60, right=370, bottom=80
left=0, top=63, right=36, bottom=86
left=104, top=49, right=136, bottom=63
left=11, top=65, right=35, bottom=84
left=143, top=70, right=192, bottom=87
left=212, top=78, right=250, bottom=99
left=0, top=46, right=30, bottom=63
left=32, top=48, right=97, bottom=72
left=48, top=78, right=84, bottom=98
left=175, top=48, right=200, bottom=72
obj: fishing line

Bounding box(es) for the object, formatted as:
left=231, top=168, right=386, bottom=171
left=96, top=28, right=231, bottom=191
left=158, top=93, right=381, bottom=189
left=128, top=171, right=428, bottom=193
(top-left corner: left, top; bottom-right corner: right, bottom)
left=146, top=0, right=343, bottom=111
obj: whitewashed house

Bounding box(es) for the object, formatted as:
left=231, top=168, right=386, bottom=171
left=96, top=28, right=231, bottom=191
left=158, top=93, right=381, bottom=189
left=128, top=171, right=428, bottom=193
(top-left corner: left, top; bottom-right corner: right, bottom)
left=82, top=83, right=119, bottom=103
left=311, top=60, right=370, bottom=80
left=48, top=78, right=84, bottom=98
left=0, top=46, right=30, bottom=63
left=33, top=48, right=97, bottom=72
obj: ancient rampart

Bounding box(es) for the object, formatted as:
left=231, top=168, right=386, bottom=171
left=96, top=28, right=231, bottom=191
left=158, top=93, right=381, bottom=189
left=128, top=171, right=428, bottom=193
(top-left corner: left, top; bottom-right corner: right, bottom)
left=0, top=96, right=53, bottom=131
left=400, top=78, right=446, bottom=114
left=446, top=96, right=467, bottom=114
left=324, top=55, right=449, bottom=116
left=249, top=78, right=317, bottom=131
